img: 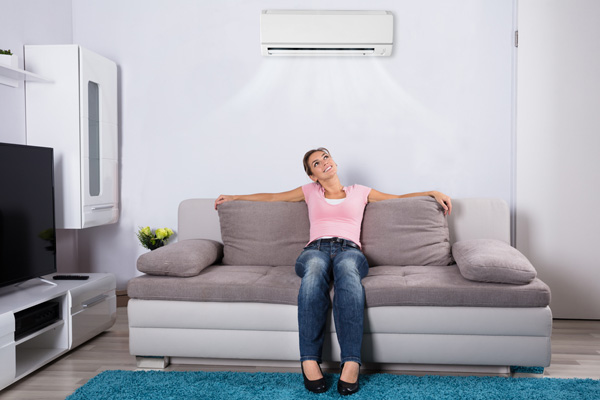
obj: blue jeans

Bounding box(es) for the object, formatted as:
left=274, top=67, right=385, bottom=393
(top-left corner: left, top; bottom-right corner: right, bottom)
left=295, top=238, right=369, bottom=366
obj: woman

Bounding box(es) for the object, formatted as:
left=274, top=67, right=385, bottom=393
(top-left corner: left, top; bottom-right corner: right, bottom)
left=215, top=148, right=451, bottom=395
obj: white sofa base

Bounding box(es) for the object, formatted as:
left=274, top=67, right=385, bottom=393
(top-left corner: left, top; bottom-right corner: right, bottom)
left=128, top=299, right=552, bottom=370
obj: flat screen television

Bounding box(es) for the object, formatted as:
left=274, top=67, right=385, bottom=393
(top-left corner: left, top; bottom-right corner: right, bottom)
left=0, top=142, right=57, bottom=288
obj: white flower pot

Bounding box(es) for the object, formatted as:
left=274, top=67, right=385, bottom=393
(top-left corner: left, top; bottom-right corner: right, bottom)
left=0, top=54, right=18, bottom=68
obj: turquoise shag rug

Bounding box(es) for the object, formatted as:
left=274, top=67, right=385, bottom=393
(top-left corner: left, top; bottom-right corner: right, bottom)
left=66, top=370, right=600, bottom=400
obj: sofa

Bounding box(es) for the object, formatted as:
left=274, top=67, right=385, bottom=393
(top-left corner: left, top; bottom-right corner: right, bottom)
left=127, top=197, right=552, bottom=374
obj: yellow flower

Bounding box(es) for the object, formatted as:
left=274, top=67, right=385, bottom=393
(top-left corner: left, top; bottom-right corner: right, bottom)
left=141, top=226, right=152, bottom=236
left=155, top=228, right=168, bottom=240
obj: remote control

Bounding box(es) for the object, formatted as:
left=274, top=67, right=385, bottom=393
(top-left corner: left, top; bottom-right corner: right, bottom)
left=52, top=275, right=90, bottom=280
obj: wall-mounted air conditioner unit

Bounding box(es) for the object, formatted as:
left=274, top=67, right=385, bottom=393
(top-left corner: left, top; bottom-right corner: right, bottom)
left=260, top=10, right=393, bottom=56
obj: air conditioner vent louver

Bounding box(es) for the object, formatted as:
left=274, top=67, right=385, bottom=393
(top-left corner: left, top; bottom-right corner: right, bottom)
left=260, top=10, right=394, bottom=57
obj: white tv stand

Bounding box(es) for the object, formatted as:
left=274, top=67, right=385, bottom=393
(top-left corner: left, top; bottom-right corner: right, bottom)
left=0, top=273, right=116, bottom=391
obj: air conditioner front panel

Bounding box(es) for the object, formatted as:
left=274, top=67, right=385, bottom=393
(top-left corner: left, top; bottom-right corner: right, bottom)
left=261, top=10, right=393, bottom=56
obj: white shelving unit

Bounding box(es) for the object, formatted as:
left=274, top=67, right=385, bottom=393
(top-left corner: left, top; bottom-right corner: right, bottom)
left=0, top=273, right=116, bottom=391
left=0, top=64, right=50, bottom=88
left=25, top=45, right=119, bottom=229
left=14, top=317, right=67, bottom=379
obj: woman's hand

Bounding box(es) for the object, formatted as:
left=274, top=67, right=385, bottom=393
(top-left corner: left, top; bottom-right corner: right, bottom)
left=429, top=191, right=452, bottom=216
left=214, top=195, right=235, bottom=210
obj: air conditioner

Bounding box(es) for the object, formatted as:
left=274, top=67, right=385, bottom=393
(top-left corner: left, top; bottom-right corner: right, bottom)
left=260, top=10, right=393, bottom=56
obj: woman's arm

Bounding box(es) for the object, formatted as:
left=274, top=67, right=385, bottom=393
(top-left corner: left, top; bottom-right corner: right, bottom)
left=368, top=189, right=452, bottom=215
left=214, top=186, right=305, bottom=210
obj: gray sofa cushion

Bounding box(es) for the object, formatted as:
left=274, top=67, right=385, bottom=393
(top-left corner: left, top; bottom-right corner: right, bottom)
left=129, top=265, right=301, bottom=304
left=137, top=239, right=223, bottom=277
left=363, top=265, right=549, bottom=307
left=128, top=264, right=551, bottom=308
left=452, top=239, right=537, bottom=284
left=361, top=197, right=453, bottom=267
left=217, top=201, right=309, bottom=266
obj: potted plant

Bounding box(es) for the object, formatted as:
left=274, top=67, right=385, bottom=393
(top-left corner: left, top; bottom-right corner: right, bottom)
left=136, top=226, right=175, bottom=251
left=0, top=49, right=18, bottom=68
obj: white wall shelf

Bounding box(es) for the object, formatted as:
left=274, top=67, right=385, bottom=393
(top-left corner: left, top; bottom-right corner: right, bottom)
left=0, top=64, right=51, bottom=88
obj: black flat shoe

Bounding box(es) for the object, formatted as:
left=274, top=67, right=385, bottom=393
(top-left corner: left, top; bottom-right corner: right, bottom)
left=301, top=362, right=327, bottom=393
left=337, top=363, right=360, bottom=396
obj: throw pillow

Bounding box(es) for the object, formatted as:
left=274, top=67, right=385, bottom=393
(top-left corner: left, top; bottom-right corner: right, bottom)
left=361, top=196, right=453, bottom=267
left=217, top=201, right=310, bottom=266
left=452, top=239, right=537, bottom=284
left=137, top=239, right=223, bottom=277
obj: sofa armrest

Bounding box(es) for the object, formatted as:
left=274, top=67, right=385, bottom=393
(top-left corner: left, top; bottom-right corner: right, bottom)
left=452, top=239, right=537, bottom=285
left=137, top=239, right=223, bottom=277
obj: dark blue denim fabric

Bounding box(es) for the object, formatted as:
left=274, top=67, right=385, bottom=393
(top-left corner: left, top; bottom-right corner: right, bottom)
left=295, top=238, right=369, bottom=366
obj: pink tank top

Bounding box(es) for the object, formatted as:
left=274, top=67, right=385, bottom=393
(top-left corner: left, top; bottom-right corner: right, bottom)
left=302, top=183, right=372, bottom=248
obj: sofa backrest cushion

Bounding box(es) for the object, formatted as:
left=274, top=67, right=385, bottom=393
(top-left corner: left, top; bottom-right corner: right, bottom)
left=361, top=197, right=453, bottom=266
left=218, top=201, right=310, bottom=266
left=218, top=197, right=452, bottom=267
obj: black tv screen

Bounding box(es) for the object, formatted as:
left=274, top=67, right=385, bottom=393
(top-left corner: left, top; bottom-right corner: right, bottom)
left=0, top=142, right=56, bottom=288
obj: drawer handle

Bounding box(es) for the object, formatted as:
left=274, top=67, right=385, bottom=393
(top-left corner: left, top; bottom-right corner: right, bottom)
left=82, top=294, right=108, bottom=308
left=91, top=205, right=114, bottom=211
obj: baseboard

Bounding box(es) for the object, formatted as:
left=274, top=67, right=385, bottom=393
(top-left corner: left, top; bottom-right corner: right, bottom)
left=116, top=290, right=130, bottom=307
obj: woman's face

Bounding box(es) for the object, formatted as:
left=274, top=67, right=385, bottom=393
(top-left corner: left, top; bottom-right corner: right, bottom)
left=308, top=151, right=337, bottom=182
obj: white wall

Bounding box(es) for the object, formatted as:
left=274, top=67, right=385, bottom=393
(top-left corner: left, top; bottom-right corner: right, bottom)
left=2, top=1, right=516, bottom=289
left=517, top=0, right=600, bottom=319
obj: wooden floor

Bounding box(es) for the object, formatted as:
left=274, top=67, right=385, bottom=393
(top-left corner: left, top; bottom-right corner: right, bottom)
left=0, top=308, right=598, bottom=399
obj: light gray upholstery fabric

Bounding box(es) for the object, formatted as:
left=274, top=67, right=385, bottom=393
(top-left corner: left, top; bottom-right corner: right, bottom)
left=361, top=197, right=453, bottom=267
left=452, top=239, right=537, bottom=284
left=363, top=265, right=549, bottom=307
left=128, top=264, right=550, bottom=308
left=131, top=198, right=550, bottom=307
left=136, top=239, right=223, bottom=277
left=129, top=265, right=301, bottom=304
left=217, top=201, right=310, bottom=266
